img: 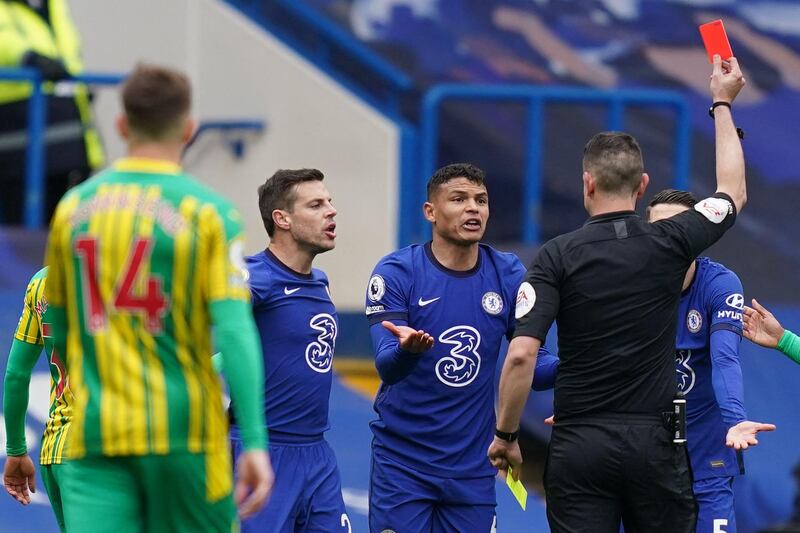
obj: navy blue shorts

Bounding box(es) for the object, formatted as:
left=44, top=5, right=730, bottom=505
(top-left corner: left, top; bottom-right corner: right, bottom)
left=231, top=436, right=350, bottom=533
left=369, top=451, right=496, bottom=533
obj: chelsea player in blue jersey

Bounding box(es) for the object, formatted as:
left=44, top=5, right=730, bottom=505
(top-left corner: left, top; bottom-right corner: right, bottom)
left=227, top=168, right=350, bottom=532
left=532, top=189, right=776, bottom=533
left=365, top=163, right=550, bottom=533
left=647, top=189, right=774, bottom=532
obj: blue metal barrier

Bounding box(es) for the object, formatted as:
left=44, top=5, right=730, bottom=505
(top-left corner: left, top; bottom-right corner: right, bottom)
left=419, top=84, right=692, bottom=244
left=224, top=0, right=413, bottom=117
left=0, top=69, right=126, bottom=228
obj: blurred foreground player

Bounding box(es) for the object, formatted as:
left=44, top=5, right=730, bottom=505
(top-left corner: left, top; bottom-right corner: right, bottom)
left=490, top=56, right=748, bottom=532
left=226, top=168, right=351, bottom=532
left=365, top=163, right=551, bottom=532
left=43, top=64, right=272, bottom=532
left=3, top=268, right=74, bottom=532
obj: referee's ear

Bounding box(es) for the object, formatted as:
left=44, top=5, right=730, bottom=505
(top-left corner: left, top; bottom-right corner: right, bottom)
left=636, top=173, right=650, bottom=199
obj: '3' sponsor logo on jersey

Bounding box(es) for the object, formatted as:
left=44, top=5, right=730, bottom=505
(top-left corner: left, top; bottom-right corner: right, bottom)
left=305, top=313, right=337, bottom=373
left=435, top=325, right=481, bottom=387
left=675, top=349, right=696, bottom=395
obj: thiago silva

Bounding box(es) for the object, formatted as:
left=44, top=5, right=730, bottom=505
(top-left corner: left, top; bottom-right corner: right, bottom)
left=365, top=163, right=552, bottom=533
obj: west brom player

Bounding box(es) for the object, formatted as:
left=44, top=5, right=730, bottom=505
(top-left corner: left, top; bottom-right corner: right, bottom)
left=365, top=163, right=551, bottom=532
left=648, top=189, right=774, bottom=532
left=226, top=168, right=351, bottom=532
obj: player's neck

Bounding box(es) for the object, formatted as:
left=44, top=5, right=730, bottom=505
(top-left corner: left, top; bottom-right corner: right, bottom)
left=126, top=142, right=183, bottom=164
left=587, top=195, right=636, bottom=217
left=682, top=261, right=697, bottom=291
left=430, top=238, right=479, bottom=271
left=268, top=240, right=314, bottom=275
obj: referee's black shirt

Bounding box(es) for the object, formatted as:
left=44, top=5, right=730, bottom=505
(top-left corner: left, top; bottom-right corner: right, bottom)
left=514, top=193, right=737, bottom=420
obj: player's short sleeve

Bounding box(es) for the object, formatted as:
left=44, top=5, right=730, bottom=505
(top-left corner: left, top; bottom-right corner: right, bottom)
left=43, top=192, right=79, bottom=310
left=653, top=193, right=737, bottom=262
left=14, top=274, right=45, bottom=345
left=504, top=255, right=528, bottom=339
left=365, top=254, right=411, bottom=326
left=707, top=269, right=744, bottom=336
left=201, top=202, right=251, bottom=303
left=513, top=241, right=562, bottom=342
left=244, top=255, right=273, bottom=310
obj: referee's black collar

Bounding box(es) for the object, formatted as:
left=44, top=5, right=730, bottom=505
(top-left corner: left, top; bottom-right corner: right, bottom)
left=584, top=210, right=638, bottom=226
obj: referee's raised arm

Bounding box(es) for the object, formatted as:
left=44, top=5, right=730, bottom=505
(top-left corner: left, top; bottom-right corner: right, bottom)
left=491, top=56, right=751, bottom=533
left=710, top=55, right=747, bottom=212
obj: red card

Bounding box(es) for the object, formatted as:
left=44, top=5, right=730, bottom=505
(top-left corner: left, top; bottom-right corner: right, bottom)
left=699, top=19, right=733, bottom=64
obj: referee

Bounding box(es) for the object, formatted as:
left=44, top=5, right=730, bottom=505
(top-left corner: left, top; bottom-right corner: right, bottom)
left=489, top=55, right=747, bottom=532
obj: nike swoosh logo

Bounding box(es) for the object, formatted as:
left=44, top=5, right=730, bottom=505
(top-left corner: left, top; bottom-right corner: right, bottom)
left=284, top=287, right=300, bottom=295
left=418, top=297, right=440, bottom=307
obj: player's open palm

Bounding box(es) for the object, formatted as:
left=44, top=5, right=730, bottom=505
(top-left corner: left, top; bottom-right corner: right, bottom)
left=235, top=450, right=274, bottom=519
left=3, top=454, right=36, bottom=505
left=743, top=299, right=784, bottom=348
left=726, top=420, right=776, bottom=450
left=382, top=321, right=434, bottom=353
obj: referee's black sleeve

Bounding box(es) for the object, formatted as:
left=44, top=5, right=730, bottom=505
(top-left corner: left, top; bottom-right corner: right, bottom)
left=653, top=192, right=737, bottom=262
left=513, top=241, right=560, bottom=342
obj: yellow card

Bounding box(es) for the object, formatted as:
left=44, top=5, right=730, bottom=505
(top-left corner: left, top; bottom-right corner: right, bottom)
left=505, top=466, right=528, bottom=510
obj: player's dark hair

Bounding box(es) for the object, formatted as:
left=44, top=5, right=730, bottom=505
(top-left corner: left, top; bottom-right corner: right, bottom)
left=121, top=64, right=191, bottom=141
left=258, top=168, right=325, bottom=237
left=427, top=163, right=486, bottom=199
left=582, top=132, right=644, bottom=196
left=646, top=189, right=698, bottom=219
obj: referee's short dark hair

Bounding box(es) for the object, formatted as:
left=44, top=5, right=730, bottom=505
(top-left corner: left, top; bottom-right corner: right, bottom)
left=427, top=163, right=486, bottom=200
left=646, top=189, right=698, bottom=219
left=258, top=168, right=325, bottom=237
left=122, top=64, right=191, bottom=141
left=582, top=132, right=644, bottom=196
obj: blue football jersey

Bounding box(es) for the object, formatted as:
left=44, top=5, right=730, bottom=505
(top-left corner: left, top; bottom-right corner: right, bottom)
left=246, top=249, right=338, bottom=443
left=676, top=257, right=745, bottom=480
left=365, top=242, right=526, bottom=477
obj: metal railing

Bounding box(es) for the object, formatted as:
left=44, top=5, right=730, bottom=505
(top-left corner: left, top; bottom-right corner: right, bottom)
left=418, top=84, right=692, bottom=244
left=0, top=69, right=126, bottom=228
left=224, top=0, right=413, bottom=118
left=0, top=69, right=268, bottom=229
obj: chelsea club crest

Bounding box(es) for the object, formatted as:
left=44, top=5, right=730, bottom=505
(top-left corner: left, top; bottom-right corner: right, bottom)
left=481, top=291, right=503, bottom=315
left=686, top=309, right=702, bottom=333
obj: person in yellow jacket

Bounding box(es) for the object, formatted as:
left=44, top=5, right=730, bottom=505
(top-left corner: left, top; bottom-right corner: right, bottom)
left=0, top=0, right=104, bottom=225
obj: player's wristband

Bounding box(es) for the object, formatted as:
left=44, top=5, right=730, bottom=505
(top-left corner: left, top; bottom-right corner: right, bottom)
left=709, top=101, right=744, bottom=139
left=777, top=329, right=800, bottom=365
left=495, top=428, right=520, bottom=442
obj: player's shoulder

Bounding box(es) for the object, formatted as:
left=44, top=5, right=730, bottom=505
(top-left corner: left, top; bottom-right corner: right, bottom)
left=311, top=267, right=330, bottom=285
left=371, top=244, right=420, bottom=274
left=29, top=267, right=48, bottom=284
left=696, top=257, right=743, bottom=299
left=478, top=243, right=525, bottom=275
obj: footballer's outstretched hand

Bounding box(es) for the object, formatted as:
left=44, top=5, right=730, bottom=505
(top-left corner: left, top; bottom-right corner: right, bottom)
left=382, top=321, right=434, bottom=354
left=3, top=454, right=36, bottom=505
left=743, top=299, right=784, bottom=349
left=726, top=420, right=776, bottom=450
left=235, top=450, right=274, bottom=519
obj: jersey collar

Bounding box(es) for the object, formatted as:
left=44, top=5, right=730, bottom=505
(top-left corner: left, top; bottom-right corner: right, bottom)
left=113, top=157, right=182, bottom=175
left=424, top=241, right=482, bottom=278
left=584, top=210, right=638, bottom=226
